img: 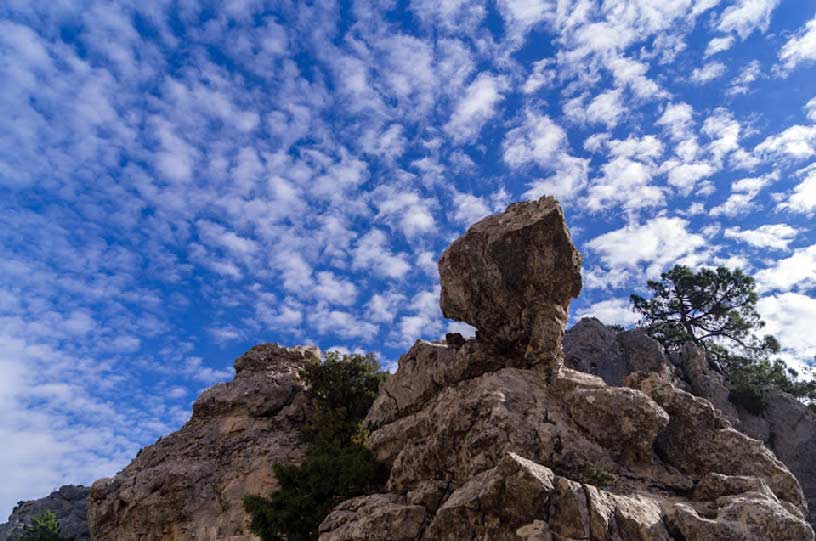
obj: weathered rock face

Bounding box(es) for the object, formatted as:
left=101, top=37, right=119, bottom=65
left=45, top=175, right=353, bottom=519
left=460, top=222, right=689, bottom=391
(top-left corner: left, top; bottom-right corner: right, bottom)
left=88, top=344, right=318, bottom=541
left=0, top=485, right=90, bottom=541
left=563, top=317, right=673, bottom=387
left=565, top=317, right=816, bottom=528
left=438, top=197, right=582, bottom=378
left=321, top=200, right=813, bottom=541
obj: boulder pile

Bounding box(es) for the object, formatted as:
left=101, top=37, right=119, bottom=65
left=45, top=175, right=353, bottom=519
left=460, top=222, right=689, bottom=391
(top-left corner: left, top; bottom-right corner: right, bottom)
left=321, top=197, right=814, bottom=540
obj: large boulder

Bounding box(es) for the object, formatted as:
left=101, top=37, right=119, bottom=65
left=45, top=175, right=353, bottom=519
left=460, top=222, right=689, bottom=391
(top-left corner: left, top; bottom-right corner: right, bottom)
left=438, top=196, right=582, bottom=378
left=88, top=344, right=319, bottom=541
left=0, top=485, right=90, bottom=541
left=321, top=198, right=813, bottom=541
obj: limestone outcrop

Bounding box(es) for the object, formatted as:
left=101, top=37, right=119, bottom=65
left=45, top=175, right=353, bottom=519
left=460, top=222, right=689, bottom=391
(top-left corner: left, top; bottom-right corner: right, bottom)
left=320, top=198, right=814, bottom=540
left=88, top=344, right=319, bottom=541
left=565, top=316, right=816, bottom=528
left=0, top=485, right=90, bottom=541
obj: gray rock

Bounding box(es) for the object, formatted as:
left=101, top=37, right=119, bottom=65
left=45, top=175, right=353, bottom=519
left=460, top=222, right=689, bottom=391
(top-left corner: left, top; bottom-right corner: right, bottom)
left=564, top=317, right=672, bottom=386
left=88, top=344, right=319, bottom=541
left=565, top=321, right=816, bottom=528
left=439, top=196, right=582, bottom=379
left=0, top=485, right=90, bottom=541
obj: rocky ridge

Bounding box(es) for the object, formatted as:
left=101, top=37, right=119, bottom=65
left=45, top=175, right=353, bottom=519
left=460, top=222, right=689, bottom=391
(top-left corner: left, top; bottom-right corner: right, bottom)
left=0, top=485, right=90, bottom=541
left=87, top=344, right=319, bottom=541
left=565, top=316, right=816, bottom=528
left=320, top=196, right=814, bottom=540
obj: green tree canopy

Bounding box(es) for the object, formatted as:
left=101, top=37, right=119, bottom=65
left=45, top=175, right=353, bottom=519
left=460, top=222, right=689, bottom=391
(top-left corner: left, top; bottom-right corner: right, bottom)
left=631, top=265, right=815, bottom=411
left=630, top=265, right=777, bottom=359
left=244, top=351, right=387, bottom=541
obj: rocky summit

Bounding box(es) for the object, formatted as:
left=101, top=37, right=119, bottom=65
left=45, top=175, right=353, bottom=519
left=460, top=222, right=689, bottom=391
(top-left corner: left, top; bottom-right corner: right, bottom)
left=322, top=197, right=814, bottom=541
left=87, top=344, right=319, bottom=541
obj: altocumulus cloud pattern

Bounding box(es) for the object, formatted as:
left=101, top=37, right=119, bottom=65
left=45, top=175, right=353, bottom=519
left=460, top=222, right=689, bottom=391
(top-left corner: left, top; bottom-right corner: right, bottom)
left=1, top=0, right=816, bottom=518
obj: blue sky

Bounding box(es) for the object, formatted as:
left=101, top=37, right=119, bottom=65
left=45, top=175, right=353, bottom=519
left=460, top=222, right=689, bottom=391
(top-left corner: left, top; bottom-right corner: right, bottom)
left=1, top=0, right=816, bottom=518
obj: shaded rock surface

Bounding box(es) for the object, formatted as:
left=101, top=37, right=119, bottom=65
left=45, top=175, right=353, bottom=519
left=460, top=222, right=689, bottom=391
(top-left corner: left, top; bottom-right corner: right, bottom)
left=0, top=485, right=90, bottom=541
left=565, top=316, right=816, bottom=528
left=88, top=344, right=319, bottom=541
left=321, top=199, right=813, bottom=540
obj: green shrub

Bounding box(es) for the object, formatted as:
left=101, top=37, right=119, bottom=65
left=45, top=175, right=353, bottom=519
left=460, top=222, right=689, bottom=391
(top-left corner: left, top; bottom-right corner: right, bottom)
left=20, top=511, right=72, bottom=541
left=244, top=351, right=387, bottom=541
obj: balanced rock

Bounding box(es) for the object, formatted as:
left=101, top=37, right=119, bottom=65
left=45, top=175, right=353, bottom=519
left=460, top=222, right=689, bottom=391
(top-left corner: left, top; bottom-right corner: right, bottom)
left=88, top=344, right=318, bottom=541
left=0, top=485, right=90, bottom=541
left=438, top=196, right=582, bottom=377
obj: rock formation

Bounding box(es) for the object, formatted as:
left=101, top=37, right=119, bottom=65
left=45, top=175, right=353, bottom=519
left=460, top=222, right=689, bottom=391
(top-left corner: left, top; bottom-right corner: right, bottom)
left=320, top=197, right=814, bottom=540
left=565, top=316, right=816, bottom=528
left=0, top=485, right=90, bottom=541
left=88, top=344, right=319, bottom=541
left=439, top=196, right=582, bottom=379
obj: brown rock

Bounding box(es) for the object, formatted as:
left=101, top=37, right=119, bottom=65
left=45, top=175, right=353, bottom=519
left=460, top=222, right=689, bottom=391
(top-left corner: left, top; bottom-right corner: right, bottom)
left=317, top=494, right=425, bottom=541
left=88, top=344, right=319, bottom=541
left=565, top=386, right=669, bottom=462
left=438, top=196, right=582, bottom=378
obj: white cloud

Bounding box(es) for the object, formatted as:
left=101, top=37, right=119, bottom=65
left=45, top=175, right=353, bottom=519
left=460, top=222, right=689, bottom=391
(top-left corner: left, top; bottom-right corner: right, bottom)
left=710, top=171, right=778, bottom=217
left=366, top=292, right=405, bottom=323
left=727, top=60, right=762, bottom=96
left=657, top=102, right=694, bottom=140
left=724, top=224, right=799, bottom=250
left=452, top=191, right=491, bottom=225
left=755, top=244, right=816, bottom=292
left=705, top=35, right=735, bottom=57
left=778, top=164, right=816, bottom=214
left=755, top=124, right=816, bottom=160
left=806, top=97, right=816, bottom=122
left=586, top=89, right=625, bottom=128
left=586, top=216, right=707, bottom=277
left=351, top=230, right=411, bottom=279
left=503, top=111, right=569, bottom=167
left=523, top=155, right=589, bottom=202
left=758, top=293, right=816, bottom=362
left=585, top=136, right=665, bottom=211
left=397, top=289, right=443, bottom=344
left=777, top=15, right=816, bottom=75
left=444, top=72, right=507, bottom=142
left=702, top=108, right=742, bottom=165
left=575, top=298, right=640, bottom=327
left=522, top=57, right=556, bottom=94
left=373, top=188, right=436, bottom=237
left=691, top=61, right=726, bottom=83
left=310, top=307, right=378, bottom=340
left=497, top=0, right=555, bottom=44
left=716, top=0, right=780, bottom=39
left=313, top=271, right=358, bottom=306
left=664, top=160, right=714, bottom=195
